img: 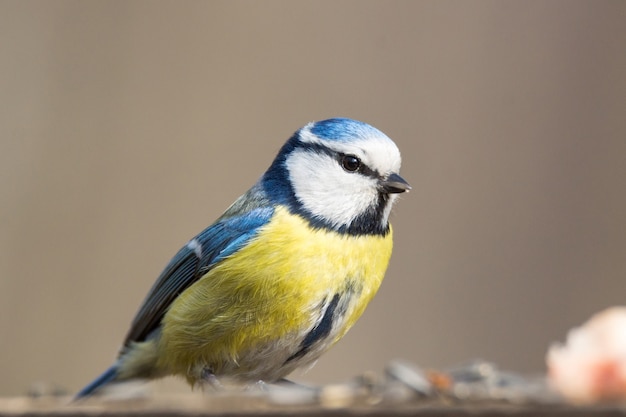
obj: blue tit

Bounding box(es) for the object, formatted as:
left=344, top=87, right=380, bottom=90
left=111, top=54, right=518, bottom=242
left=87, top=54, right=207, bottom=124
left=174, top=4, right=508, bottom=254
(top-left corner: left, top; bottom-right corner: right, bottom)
left=76, top=118, right=410, bottom=398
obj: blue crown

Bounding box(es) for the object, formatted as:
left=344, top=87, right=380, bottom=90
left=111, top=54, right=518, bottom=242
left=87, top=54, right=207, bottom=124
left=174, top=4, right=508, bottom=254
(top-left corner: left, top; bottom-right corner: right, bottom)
left=308, top=118, right=385, bottom=143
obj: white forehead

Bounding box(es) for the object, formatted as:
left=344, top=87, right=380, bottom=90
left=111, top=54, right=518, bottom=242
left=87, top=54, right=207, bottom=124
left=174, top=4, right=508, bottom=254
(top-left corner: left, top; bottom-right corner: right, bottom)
left=298, top=123, right=402, bottom=175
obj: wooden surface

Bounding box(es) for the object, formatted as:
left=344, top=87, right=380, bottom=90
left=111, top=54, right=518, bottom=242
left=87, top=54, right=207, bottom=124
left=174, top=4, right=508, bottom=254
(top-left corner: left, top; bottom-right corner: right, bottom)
left=1, top=398, right=626, bottom=417
left=2, top=388, right=625, bottom=417
left=4, top=362, right=625, bottom=416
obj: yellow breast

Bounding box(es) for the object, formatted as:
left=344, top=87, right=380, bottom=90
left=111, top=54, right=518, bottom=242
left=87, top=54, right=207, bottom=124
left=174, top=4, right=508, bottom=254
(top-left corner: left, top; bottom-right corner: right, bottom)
left=158, top=206, right=393, bottom=381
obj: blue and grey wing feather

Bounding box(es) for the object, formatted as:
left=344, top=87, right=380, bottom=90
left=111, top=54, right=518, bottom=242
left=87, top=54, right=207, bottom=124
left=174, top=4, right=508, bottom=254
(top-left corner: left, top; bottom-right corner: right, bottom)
left=122, top=185, right=274, bottom=347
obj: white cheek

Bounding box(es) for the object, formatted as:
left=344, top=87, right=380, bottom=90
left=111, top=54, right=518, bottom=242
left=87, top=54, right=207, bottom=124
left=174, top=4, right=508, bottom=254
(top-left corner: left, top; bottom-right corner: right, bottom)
left=286, top=150, right=379, bottom=228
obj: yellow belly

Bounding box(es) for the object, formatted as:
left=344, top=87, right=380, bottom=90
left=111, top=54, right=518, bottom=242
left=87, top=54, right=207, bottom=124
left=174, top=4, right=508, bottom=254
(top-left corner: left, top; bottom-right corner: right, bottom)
left=157, top=206, right=393, bottom=383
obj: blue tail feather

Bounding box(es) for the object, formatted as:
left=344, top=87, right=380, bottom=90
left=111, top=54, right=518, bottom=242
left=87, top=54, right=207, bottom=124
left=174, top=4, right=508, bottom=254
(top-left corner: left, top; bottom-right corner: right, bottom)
left=75, top=365, right=118, bottom=399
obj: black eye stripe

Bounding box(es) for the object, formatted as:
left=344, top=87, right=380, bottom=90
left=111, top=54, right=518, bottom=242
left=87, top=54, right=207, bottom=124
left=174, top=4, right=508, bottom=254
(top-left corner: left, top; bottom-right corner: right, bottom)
left=292, top=142, right=380, bottom=180
left=359, top=164, right=378, bottom=179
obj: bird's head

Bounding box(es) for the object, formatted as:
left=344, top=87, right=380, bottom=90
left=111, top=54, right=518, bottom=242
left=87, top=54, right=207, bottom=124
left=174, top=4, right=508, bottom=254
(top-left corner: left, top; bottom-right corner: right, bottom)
left=262, top=118, right=410, bottom=235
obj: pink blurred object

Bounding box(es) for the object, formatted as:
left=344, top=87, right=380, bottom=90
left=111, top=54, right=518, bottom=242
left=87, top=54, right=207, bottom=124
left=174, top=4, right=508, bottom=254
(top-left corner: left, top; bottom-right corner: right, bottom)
left=547, top=307, right=626, bottom=403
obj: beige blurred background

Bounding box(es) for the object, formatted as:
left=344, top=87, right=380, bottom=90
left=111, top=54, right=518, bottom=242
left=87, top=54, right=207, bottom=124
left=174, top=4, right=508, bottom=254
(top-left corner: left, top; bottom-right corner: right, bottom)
left=1, top=1, right=625, bottom=397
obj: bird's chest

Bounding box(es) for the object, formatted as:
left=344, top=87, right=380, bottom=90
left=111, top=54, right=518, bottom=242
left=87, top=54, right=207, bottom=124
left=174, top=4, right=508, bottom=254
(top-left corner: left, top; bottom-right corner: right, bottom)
left=220, top=210, right=391, bottom=344
left=162, top=208, right=393, bottom=379
left=212, top=208, right=393, bottom=320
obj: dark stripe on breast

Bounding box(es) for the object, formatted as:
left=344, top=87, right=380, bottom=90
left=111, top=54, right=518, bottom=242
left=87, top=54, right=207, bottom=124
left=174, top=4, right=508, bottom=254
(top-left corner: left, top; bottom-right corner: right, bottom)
left=285, top=293, right=341, bottom=363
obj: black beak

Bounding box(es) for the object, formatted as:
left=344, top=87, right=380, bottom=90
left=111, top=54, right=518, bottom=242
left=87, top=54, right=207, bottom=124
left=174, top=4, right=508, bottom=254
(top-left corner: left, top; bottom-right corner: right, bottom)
left=381, top=173, right=411, bottom=194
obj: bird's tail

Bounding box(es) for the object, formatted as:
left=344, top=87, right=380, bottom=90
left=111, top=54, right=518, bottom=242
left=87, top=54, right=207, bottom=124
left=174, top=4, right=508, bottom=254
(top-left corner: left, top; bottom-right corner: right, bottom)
left=74, top=365, right=118, bottom=399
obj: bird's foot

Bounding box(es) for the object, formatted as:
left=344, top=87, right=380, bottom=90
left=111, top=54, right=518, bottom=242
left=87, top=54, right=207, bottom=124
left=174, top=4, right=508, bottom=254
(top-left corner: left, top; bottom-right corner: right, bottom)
left=252, top=378, right=315, bottom=392
left=199, top=368, right=223, bottom=391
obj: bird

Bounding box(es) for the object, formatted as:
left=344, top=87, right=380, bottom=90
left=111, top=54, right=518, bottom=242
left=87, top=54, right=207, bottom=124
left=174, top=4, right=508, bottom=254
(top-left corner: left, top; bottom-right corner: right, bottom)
left=76, top=117, right=410, bottom=398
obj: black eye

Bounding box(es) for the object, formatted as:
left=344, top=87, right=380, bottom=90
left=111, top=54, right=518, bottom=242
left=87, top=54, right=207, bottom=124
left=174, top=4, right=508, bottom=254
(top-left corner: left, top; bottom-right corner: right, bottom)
left=341, top=155, right=361, bottom=172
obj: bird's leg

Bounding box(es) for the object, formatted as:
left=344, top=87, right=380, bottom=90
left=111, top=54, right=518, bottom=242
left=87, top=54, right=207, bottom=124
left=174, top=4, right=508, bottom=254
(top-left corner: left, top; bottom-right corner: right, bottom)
left=199, top=368, right=223, bottom=390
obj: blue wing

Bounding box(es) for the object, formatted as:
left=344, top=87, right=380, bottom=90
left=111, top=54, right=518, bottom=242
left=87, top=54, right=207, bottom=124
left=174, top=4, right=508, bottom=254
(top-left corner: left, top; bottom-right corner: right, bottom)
left=122, top=202, right=275, bottom=347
